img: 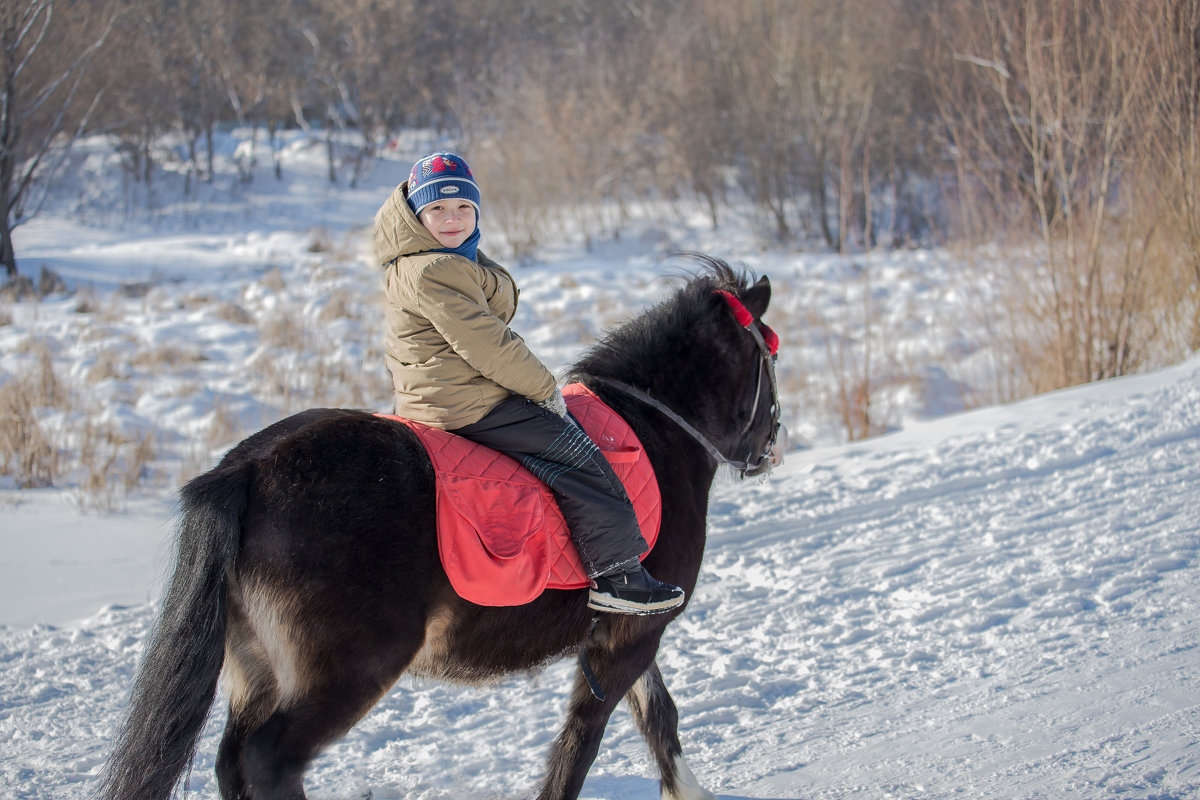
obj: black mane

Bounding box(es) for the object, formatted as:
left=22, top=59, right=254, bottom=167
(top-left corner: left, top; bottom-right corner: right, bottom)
left=569, top=254, right=761, bottom=390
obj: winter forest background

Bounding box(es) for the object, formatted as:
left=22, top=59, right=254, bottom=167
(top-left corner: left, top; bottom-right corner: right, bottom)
left=3, top=0, right=1200, bottom=496
left=4, top=3, right=1200, bottom=798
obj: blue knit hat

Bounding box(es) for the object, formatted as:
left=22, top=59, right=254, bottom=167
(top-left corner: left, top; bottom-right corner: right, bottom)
left=406, top=152, right=481, bottom=217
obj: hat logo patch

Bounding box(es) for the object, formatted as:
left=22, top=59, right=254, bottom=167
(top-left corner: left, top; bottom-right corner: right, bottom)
left=440, top=186, right=460, bottom=195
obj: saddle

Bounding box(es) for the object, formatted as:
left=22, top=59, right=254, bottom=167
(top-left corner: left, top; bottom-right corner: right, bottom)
left=379, top=383, right=661, bottom=606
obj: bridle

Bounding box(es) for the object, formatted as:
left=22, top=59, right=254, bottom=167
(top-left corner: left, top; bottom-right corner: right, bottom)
left=590, top=289, right=787, bottom=478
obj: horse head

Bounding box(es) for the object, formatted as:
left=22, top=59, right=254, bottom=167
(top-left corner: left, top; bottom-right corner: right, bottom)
left=711, top=273, right=786, bottom=477
left=572, top=253, right=787, bottom=481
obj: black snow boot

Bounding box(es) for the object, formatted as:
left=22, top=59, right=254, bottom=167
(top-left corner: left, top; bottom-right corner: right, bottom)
left=588, top=564, right=686, bottom=615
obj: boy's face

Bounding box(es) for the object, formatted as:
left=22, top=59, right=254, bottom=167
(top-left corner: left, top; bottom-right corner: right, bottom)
left=420, top=201, right=477, bottom=249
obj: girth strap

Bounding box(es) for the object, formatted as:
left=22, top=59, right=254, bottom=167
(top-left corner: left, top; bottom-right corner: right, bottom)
left=577, top=615, right=607, bottom=701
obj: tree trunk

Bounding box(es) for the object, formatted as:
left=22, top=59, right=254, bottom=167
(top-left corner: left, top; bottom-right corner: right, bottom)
left=326, top=132, right=337, bottom=183
left=1, top=211, right=16, bottom=278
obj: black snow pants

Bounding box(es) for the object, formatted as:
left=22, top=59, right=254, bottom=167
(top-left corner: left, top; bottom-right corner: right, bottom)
left=453, top=394, right=649, bottom=579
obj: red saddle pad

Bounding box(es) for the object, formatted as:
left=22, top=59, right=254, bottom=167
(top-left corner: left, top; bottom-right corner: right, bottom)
left=379, top=383, right=661, bottom=606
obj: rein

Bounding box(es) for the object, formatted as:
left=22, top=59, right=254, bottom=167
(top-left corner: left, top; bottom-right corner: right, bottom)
left=589, top=376, right=761, bottom=473
left=587, top=289, right=785, bottom=479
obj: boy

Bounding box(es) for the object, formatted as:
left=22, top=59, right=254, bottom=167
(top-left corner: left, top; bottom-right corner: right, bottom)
left=374, top=152, right=684, bottom=615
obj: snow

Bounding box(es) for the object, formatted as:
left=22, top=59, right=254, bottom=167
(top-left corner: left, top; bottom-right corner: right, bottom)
left=2, top=132, right=1198, bottom=799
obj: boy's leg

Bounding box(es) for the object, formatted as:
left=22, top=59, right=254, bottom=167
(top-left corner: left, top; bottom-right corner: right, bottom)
left=454, top=395, right=647, bottom=578
left=456, top=395, right=685, bottom=613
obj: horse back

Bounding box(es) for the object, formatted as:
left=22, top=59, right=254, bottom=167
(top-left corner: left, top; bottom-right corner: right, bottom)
left=230, top=409, right=439, bottom=594
left=225, top=409, right=604, bottom=690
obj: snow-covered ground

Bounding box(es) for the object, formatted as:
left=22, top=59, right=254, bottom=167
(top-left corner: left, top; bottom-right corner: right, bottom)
left=1, top=132, right=1197, bottom=799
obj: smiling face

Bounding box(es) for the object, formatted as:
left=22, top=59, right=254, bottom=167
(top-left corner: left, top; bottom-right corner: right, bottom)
left=419, top=200, right=477, bottom=249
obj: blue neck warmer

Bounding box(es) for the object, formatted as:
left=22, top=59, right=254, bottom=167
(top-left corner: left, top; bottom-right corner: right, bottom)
left=432, top=225, right=481, bottom=262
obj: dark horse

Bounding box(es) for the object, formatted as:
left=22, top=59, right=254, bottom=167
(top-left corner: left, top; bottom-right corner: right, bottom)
left=100, top=256, right=783, bottom=800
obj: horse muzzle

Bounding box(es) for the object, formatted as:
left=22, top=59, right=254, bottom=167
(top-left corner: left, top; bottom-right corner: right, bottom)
left=767, top=423, right=788, bottom=468
left=744, top=423, right=788, bottom=477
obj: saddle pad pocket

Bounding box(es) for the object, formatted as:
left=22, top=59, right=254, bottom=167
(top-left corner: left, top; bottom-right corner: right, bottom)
left=438, top=473, right=545, bottom=559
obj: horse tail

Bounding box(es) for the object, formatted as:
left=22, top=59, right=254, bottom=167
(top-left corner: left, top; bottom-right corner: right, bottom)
left=99, top=461, right=251, bottom=800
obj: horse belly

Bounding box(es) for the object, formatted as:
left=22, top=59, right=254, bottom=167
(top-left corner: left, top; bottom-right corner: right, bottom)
left=406, top=597, right=589, bottom=685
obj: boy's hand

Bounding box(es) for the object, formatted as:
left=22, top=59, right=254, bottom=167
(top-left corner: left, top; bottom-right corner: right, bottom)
left=536, top=390, right=568, bottom=419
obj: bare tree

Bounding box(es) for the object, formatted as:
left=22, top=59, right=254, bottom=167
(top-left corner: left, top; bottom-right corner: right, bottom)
left=324, top=0, right=419, bottom=187
left=700, top=0, right=807, bottom=242
left=929, top=0, right=1185, bottom=392
left=0, top=0, right=119, bottom=277
left=681, top=0, right=935, bottom=249
left=179, top=0, right=230, bottom=186
left=215, top=0, right=318, bottom=181
left=648, top=7, right=734, bottom=228
left=458, top=0, right=674, bottom=252
left=1144, top=0, right=1200, bottom=352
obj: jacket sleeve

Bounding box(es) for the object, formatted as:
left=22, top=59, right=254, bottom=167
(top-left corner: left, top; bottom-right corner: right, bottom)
left=415, top=258, right=558, bottom=402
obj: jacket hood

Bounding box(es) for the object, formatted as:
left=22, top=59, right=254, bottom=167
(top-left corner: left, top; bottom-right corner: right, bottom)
left=374, top=180, right=443, bottom=266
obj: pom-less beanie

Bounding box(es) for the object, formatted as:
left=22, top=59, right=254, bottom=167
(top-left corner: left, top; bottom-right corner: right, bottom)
left=406, top=152, right=481, bottom=218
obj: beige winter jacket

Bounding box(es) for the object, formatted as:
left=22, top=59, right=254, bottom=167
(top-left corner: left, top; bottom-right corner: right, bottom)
left=374, top=181, right=558, bottom=429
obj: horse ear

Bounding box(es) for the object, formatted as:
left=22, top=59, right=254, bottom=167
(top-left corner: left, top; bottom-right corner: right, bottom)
left=743, top=276, right=771, bottom=318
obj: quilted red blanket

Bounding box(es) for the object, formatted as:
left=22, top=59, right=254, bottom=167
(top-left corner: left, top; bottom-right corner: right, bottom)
left=378, top=383, right=661, bottom=606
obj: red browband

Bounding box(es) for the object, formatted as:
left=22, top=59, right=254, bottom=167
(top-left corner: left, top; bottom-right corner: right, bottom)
left=715, top=290, right=779, bottom=355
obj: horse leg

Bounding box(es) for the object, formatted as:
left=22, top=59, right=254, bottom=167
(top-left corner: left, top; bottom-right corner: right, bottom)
left=216, top=690, right=280, bottom=800
left=537, top=624, right=663, bottom=800
left=627, top=662, right=716, bottom=800
left=537, top=672, right=624, bottom=800
left=216, top=706, right=249, bottom=799
left=236, top=669, right=403, bottom=800
left=222, top=583, right=428, bottom=799
left=218, top=584, right=284, bottom=800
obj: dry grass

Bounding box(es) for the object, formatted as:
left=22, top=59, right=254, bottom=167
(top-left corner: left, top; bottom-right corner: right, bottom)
left=176, top=402, right=246, bottom=484
left=259, top=267, right=287, bottom=293
left=206, top=400, right=241, bottom=451
left=0, top=337, right=164, bottom=508
left=306, top=227, right=333, bottom=253
left=815, top=268, right=902, bottom=441
left=214, top=301, right=254, bottom=325
left=0, top=347, right=65, bottom=488
left=316, top=289, right=359, bottom=324
left=86, top=347, right=128, bottom=383
left=72, top=287, right=99, bottom=314
left=258, top=309, right=308, bottom=350
left=130, top=345, right=208, bottom=370
left=0, top=384, right=58, bottom=488
left=77, top=421, right=124, bottom=510
left=74, top=424, right=160, bottom=512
